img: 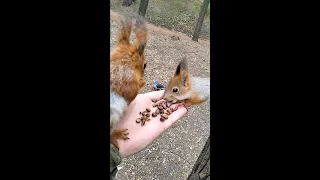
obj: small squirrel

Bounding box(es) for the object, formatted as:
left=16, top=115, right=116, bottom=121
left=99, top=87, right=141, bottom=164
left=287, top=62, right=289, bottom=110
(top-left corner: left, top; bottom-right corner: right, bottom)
left=110, top=14, right=148, bottom=149
left=163, top=57, right=210, bottom=107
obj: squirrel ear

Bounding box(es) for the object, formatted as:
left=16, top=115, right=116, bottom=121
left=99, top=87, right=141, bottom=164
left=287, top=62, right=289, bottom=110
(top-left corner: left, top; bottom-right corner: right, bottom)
left=181, top=71, right=189, bottom=87
left=180, top=57, right=189, bottom=86
left=175, top=57, right=188, bottom=75
left=174, top=58, right=189, bottom=87
left=137, top=40, right=145, bottom=55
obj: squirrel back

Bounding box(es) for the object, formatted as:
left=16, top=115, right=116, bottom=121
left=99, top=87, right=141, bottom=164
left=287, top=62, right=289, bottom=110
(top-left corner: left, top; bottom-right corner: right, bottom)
left=190, top=77, right=210, bottom=102
left=163, top=57, right=210, bottom=106
left=110, top=14, right=148, bottom=104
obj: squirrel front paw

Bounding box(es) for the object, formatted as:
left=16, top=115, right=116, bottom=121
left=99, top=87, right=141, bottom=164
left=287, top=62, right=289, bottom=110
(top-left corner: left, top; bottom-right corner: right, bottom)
left=112, top=128, right=130, bottom=140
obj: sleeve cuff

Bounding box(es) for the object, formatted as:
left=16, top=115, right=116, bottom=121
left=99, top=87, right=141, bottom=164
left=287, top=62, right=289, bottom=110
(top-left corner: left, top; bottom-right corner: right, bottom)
left=110, top=144, right=122, bottom=177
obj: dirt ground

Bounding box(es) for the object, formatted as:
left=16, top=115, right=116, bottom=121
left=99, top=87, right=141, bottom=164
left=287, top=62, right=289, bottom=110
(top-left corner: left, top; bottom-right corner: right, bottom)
left=110, top=11, right=210, bottom=180
left=110, top=0, right=210, bottom=40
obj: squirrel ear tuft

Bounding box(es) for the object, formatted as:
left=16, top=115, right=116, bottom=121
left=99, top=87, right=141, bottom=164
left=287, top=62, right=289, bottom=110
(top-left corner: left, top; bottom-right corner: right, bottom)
left=179, top=57, right=188, bottom=70
left=175, top=57, right=188, bottom=75
left=175, top=63, right=181, bottom=75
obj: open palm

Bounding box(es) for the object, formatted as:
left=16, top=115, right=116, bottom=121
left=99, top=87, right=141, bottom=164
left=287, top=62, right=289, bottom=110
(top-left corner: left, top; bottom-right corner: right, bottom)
left=115, top=90, right=187, bottom=158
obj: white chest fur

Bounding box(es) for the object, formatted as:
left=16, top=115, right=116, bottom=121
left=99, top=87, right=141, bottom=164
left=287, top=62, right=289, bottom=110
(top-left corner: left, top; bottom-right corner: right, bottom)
left=110, top=88, right=127, bottom=134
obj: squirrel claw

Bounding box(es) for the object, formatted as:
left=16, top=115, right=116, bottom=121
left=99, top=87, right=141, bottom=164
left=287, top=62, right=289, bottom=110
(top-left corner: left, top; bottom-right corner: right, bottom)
left=111, top=128, right=130, bottom=140
left=177, top=102, right=190, bottom=111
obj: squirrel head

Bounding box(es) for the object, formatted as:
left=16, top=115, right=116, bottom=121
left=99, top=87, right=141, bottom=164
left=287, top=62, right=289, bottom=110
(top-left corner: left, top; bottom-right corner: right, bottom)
left=163, top=57, right=192, bottom=102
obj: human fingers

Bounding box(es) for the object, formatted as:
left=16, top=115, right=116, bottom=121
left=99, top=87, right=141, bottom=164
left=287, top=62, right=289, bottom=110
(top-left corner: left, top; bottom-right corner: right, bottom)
left=144, top=90, right=165, bottom=102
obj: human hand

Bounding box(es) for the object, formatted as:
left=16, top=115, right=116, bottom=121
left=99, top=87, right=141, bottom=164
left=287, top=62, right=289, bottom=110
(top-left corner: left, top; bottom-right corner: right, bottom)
left=115, top=90, right=187, bottom=158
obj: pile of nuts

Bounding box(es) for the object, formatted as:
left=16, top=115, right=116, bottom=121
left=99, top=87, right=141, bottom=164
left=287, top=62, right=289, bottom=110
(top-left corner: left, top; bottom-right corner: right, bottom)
left=136, top=107, right=151, bottom=126
left=152, top=100, right=179, bottom=122
left=136, top=100, right=179, bottom=126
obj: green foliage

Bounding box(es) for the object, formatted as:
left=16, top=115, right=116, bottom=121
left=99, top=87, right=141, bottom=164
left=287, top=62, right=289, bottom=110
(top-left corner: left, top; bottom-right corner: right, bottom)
left=193, top=5, right=200, bottom=11
left=145, top=50, right=151, bottom=56
left=193, top=1, right=210, bottom=18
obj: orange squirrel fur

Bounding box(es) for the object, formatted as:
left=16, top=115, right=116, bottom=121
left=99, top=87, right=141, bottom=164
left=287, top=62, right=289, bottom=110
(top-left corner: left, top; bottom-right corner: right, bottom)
left=110, top=14, right=148, bottom=149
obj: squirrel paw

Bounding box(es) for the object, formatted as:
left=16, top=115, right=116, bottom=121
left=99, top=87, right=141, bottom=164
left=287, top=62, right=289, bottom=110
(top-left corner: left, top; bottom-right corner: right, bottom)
left=182, top=101, right=192, bottom=111
left=111, top=128, right=130, bottom=140
left=176, top=102, right=189, bottom=111
left=110, top=128, right=130, bottom=149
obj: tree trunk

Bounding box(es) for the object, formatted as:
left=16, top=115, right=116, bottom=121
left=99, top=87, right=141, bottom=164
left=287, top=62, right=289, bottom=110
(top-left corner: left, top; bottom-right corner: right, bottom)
left=187, top=136, right=210, bottom=180
left=192, top=0, right=210, bottom=42
left=138, top=0, right=149, bottom=17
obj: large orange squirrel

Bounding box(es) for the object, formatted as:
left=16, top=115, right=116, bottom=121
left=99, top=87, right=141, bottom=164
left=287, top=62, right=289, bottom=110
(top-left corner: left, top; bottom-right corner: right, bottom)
left=110, top=14, right=148, bottom=150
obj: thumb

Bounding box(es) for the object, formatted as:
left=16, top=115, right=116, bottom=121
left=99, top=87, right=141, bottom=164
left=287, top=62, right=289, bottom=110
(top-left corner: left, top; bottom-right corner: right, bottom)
left=144, top=90, right=165, bottom=102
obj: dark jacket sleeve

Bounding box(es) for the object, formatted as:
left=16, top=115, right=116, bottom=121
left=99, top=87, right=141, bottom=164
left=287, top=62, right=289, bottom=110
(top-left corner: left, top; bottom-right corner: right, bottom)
left=110, top=144, right=122, bottom=180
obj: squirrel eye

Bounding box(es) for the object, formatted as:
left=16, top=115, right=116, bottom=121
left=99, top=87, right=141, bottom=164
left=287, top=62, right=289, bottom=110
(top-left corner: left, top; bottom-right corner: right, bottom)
left=172, top=88, right=178, bottom=93
left=144, top=63, right=146, bottom=69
